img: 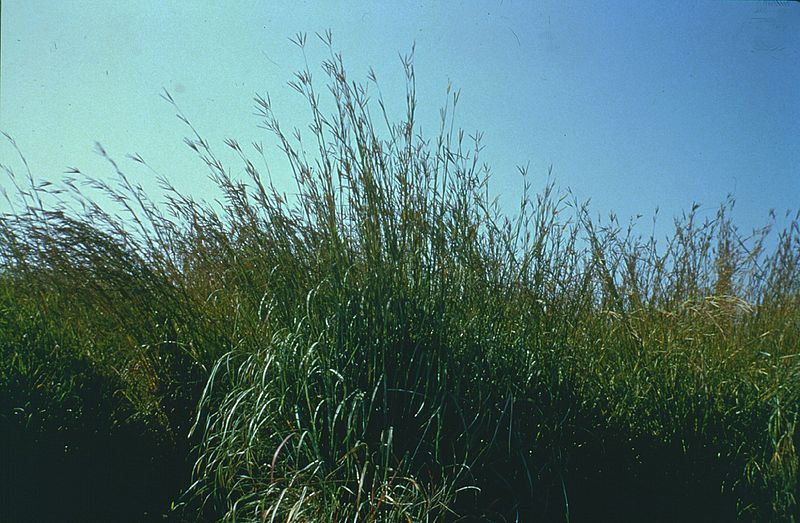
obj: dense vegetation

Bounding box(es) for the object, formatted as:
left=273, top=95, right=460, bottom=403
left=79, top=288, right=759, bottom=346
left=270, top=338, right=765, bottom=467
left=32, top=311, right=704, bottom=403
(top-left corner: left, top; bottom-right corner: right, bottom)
left=2, top=37, right=798, bottom=521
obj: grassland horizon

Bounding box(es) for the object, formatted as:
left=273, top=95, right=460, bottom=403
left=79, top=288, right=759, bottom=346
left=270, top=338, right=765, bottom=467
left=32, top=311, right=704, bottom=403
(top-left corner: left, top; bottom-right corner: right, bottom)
left=1, top=37, right=798, bottom=522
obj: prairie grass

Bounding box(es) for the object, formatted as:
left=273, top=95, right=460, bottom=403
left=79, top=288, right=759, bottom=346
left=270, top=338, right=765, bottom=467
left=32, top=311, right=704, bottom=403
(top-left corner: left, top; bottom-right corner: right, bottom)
left=1, top=35, right=798, bottom=521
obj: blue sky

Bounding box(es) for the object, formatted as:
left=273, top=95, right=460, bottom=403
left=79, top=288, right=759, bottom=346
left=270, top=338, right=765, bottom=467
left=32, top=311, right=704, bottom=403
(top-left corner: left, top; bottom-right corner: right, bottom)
left=2, top=1, right=798, bottom=241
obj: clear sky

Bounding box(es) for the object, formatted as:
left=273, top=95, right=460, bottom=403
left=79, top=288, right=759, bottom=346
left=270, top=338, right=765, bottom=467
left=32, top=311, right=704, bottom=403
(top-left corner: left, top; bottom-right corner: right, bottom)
left=2, top=1, right=798, bottom=241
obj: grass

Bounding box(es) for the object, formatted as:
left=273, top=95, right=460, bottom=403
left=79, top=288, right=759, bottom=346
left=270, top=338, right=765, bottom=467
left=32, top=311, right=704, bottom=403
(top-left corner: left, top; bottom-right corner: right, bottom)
left=1, top=34, right=798, bottom=521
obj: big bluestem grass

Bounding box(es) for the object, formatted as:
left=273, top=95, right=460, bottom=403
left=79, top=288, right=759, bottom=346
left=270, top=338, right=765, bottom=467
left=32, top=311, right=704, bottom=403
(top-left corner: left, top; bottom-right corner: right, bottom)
left=1, top=34, right=798, bottom=521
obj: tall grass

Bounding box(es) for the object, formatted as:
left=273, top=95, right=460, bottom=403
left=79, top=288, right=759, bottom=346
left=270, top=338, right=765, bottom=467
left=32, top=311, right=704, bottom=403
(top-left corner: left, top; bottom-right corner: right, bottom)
left=1, top=34, right=798, bottom=521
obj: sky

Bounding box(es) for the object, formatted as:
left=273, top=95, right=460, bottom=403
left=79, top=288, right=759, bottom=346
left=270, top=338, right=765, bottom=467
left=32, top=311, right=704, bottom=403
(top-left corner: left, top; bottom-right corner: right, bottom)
left=1, top=1, right=799, bottom=243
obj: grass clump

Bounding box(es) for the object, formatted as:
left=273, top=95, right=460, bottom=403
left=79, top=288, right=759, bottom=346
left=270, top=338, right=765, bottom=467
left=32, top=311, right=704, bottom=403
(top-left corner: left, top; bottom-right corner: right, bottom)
left=1, top=34, right=799, bottom=521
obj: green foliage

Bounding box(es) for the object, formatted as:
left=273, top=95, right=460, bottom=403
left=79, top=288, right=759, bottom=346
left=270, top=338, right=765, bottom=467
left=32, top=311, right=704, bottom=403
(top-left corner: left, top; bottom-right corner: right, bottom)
left=2, top=35, right=798, bottom=521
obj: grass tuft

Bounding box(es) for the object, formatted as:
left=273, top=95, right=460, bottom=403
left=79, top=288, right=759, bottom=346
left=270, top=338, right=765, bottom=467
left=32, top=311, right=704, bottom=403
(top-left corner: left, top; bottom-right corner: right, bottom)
left=2, top=37, right=798, bottom=521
